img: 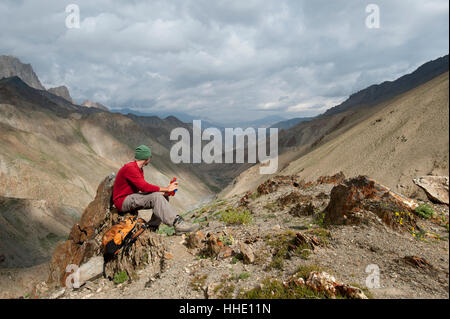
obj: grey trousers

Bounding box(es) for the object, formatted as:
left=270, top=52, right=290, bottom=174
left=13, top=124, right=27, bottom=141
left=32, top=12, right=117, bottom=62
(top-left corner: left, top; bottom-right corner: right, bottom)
left=121, top=192, right=178, bottom=226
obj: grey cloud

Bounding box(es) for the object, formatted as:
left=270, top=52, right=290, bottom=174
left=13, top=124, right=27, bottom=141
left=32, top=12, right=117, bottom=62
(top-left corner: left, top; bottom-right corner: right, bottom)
left=0, top=0, right=448, bottom=122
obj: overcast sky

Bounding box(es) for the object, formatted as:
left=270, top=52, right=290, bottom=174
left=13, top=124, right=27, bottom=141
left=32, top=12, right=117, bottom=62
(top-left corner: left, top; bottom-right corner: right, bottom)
left=0, top=0, right=448, bottom=123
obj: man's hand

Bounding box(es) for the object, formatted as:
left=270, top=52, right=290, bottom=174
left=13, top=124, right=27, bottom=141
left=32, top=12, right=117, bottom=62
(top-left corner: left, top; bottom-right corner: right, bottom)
left=168, top=182, right=178, bottom=192
left=160, top=182, right=178, bottom=194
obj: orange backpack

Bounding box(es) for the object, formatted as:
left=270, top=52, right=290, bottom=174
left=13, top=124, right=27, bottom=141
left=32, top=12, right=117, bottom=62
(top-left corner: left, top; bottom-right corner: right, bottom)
left=102, top=216, right=147, bottom=256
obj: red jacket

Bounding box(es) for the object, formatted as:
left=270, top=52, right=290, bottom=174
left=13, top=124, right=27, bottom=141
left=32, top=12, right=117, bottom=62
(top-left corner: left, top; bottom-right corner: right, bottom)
left=112, top=161, right=160, bottom=211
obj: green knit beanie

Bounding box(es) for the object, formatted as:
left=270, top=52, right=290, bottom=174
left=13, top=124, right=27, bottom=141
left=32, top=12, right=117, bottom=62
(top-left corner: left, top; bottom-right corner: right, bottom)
left=135, top=145, right=152, bottom=160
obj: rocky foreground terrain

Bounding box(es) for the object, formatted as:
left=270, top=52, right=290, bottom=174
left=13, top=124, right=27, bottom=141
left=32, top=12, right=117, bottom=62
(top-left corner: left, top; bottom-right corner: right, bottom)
left=11, top=172, right=448, bottom=300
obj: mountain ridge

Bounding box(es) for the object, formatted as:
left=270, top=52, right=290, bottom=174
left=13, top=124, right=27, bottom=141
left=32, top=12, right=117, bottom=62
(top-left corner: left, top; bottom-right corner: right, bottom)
left=0, top=55, right=46, bottom=91
left=322, top=54, right=449, bottom=117
left=48, top=86, right=73, bottom=103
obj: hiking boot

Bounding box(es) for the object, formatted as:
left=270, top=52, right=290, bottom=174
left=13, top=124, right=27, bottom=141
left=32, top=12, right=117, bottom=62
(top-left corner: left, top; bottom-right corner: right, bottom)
left=147, top=224, right=159, bottom=232
left=173, top=215, right=200, bottom=235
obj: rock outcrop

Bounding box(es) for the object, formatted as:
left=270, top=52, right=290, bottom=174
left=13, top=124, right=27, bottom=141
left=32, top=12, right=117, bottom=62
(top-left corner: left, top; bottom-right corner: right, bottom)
left=0, top=55, right=45, bottom=90
left=324, top=175, right=418, bottom=230
left=185, top=231, right=235, bottom=259
left=257, top=176, right=299, bottom=195
left=304, top=271, right=368, bottom=299
left=48, top=86, right=73, bottom=103
left=413, top=176, right=449, bottom=205
left=47, top=174, right=166, bottom=287
left=256, top=173, right=346, bottom=197
left=239, top=242, right=255, bottom=264
left=289, top=202, right=315, bottom=217
left=316, top=172, right=346, bottom=185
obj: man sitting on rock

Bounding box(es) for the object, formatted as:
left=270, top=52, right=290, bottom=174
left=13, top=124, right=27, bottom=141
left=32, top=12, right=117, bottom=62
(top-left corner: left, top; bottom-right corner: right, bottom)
left=112, top=145, right=200, bottom=235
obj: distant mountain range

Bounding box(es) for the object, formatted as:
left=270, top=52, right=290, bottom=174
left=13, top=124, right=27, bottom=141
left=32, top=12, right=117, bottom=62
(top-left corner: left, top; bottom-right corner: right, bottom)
left=0, top=54, right=318, bottom=129
left=270, top=117, right=313, bottom=131
left=112, top=108, right=288, bottom=130
left=111, top=108, right=197, bottom=122
left=3, top=54, right=449, bottom=132
left=227, top=115, right=287, bottom=129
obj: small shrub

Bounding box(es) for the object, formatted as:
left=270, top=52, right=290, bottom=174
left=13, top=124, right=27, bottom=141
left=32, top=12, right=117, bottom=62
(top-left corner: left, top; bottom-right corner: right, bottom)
left=220, top=209, right=252, bottom=225
left=314, top=211, right=326, bottom=227
left=219, top=233, right=234, bottom=246
left=217, top=284, right=235, bottom=299
left=190, top=274, right=208, bottom=291
left=266, top=231, right=310, bottom=270
left=213, top=276, right=236, bottom=298
left=254, top=251, right=269, bottom=265
left=414, top=204, right=435, bottom=219
left=264, top=202, right=279, bottom=212
left=239, top=272, right=251, bottom=280
left=299, top=247, right=312, bottom=259
left=193, top=216, right=207, bottom=224
left=308, top=228, right=330, bottom=239
left=306, top=228, right=331, bottom=244
left=113, top=271, right=129, bottom=284
left=157, top=225, right=175, bottom=236
left=231, top=255, right=241, bottom=264
left=251, top=192, right=259, bottom=200
left=240, top=265, right=361, bottom=299
left=239, top=278, right=332, bottom=299
left=231, top=271, right=251, bottom=281
left=409, top=226, right=426, bottom=241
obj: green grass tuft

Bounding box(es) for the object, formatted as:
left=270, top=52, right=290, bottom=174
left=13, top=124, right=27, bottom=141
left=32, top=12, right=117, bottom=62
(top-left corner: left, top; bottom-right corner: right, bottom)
left=239, top=277, right=334, bottom=299
left=265, top=231, right=312, bottom=270
left=220, top=208, right=253, bottom=225
left=314, top=211, right=326, bottom=227
left=239, top=272, right=251, bottom=280
left=157, top=224, right=175, bottom=236
left=414, top=203, right=435, bottom=219
left=113, top=271, right=129, bottom=284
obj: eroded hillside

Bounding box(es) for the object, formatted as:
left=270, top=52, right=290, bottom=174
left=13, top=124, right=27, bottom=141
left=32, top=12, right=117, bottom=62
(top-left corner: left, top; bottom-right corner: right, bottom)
left=0, top=77, right=214, bottom=272
left=224, top=72, right=449, bottom=199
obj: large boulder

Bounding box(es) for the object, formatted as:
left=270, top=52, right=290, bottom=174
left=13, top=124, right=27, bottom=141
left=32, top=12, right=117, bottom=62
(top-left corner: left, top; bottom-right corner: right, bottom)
left=47, top=174, right=166, bottom=287
left=413, top=176, right=449, bottom=205
left=324, top=176, right=418, bottom=230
